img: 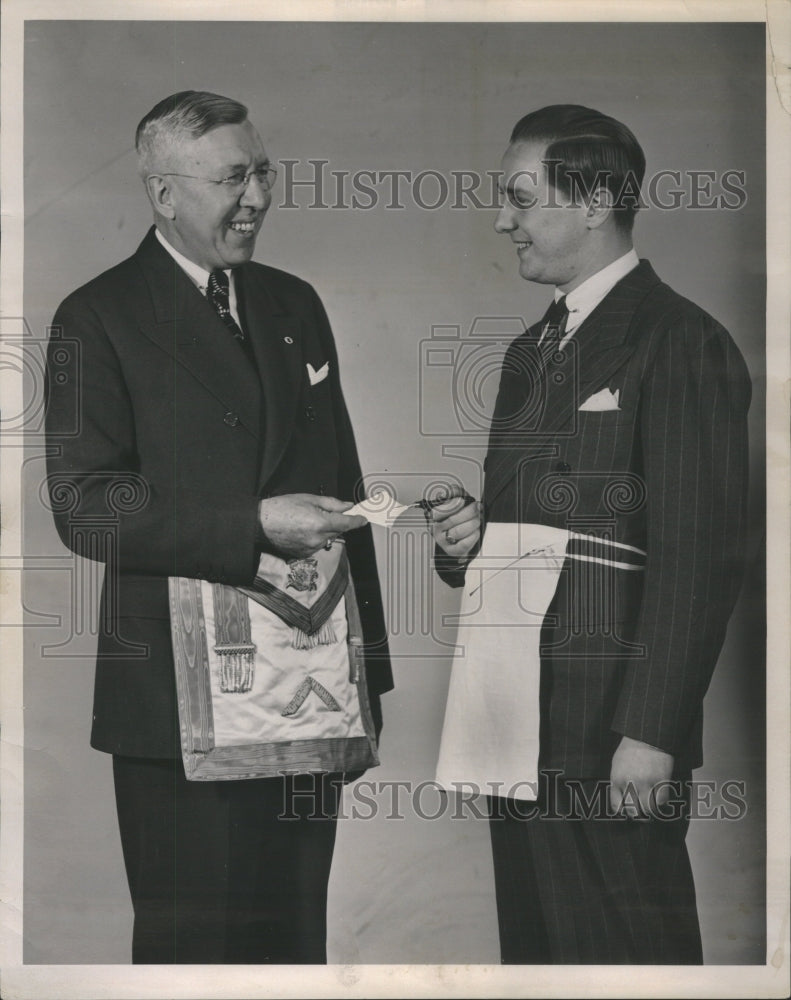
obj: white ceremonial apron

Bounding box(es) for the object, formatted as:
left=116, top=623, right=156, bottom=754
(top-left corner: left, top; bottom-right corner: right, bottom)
left=435, top=522, right=569, bottom=802
left=435, top=523, right=647, bottom=802
left=169, top=544, right=379, bottom=780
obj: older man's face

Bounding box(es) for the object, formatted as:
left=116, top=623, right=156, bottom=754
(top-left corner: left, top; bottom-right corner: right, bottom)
left=163, top=120, right=271, bottom=271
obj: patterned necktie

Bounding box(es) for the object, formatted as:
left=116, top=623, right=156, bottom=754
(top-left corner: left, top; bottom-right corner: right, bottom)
left=207, top=269, right=245, bottom=342
left=538, top=295, right=569, bottom=368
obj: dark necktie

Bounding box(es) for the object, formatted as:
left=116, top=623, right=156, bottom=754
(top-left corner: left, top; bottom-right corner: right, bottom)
left=207, top=269, right=245, bottom=343
left=538, top=295, right=569, bottom=368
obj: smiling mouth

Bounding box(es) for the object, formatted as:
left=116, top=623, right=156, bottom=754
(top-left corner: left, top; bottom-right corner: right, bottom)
left=228, top=220, right=257, bottom=235
left=516, top=241, right=532, bottom=252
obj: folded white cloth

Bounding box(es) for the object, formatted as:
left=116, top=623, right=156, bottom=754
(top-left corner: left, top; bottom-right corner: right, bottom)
left=435, top=523, right=646, bottom=802
left=435, top=523, right=569, bottom=802
left=307, top=361, right=330, bottom=385
left=579, top=386, right=620, bottom=411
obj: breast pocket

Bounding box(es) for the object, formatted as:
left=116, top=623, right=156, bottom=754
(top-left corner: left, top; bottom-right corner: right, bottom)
left=301, top=374, right=333, bottom=431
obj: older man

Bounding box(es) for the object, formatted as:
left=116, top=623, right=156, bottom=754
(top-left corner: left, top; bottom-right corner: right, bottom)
left=45, top=91, right=392, bottom=964
left=431, top=105, right=751, bottom=963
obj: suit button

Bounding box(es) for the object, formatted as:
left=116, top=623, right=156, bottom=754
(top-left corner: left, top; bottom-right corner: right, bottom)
left=224, top=411, right=240, bottom=427
left=318, top=483, right=326, bottom=495
left=556, top=461, right=571, bottom=473
left=305, top=405, right=316, bottom=421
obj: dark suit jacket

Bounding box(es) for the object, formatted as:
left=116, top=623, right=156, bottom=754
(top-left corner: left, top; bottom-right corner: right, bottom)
left=46, top=227, right=392, bottom=758
left=440, top=261, right=751, bottom=778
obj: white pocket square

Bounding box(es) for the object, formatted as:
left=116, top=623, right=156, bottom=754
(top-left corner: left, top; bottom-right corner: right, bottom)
left=307, top=361, right=330, bottom=386
left=579, top=387, right=620, bottom=411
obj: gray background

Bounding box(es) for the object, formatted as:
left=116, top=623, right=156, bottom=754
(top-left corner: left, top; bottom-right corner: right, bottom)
left=23, top=20, right=765, bottom=964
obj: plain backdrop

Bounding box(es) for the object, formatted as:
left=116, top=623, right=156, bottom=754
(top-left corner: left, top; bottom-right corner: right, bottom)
left=22, top=20, right=765, bottom=964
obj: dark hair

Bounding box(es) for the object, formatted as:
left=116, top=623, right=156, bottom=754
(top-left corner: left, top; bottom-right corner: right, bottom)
left=135, top=90, right=249, bottom=174
left=510, top=104, right=645, bottom=231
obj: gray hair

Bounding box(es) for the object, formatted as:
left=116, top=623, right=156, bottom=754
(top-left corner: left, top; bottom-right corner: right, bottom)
left=135, top=90, right=249, bottom=176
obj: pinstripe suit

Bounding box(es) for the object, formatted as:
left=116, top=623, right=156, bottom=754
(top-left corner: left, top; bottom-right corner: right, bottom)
left=446, top=259, right=751, bottom=962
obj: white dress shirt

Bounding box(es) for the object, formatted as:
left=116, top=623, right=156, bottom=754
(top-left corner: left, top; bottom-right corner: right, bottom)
left=155, top=227, right=242, bottom=328
left=552, top=248, right=639, bottom=349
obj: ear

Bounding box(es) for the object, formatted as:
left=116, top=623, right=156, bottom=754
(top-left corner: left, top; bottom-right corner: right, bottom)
left=144, top=174, right=176, bottom=221
left=585, top=186, right=614, bottom=230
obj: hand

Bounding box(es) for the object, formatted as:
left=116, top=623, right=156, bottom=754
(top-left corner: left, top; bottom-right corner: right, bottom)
left=258, top=494, right=367, bottom=559
left=609, top=735, right=674, bottom=819
left=428, top=486, right=482, bottom=559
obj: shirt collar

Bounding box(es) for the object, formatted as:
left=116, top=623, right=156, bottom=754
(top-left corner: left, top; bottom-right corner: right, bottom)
left=155, top=227, right=232, bottom=291
left=556, top=248, right=639, bottom=331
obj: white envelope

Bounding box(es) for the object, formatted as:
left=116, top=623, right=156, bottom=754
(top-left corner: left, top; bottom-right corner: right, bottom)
left=307, top=361, right=330, bottom=386
left=579, top=386, right=620, bottom=411
left=345, top=487, right=411, bottom=527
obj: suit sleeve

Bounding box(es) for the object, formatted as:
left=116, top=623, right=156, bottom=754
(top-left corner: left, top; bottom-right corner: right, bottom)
left=45, top=297, right=261, bottom=585
left=304, top=286, right=394, bottom=709
left=610, top=313, right=751, bottom=755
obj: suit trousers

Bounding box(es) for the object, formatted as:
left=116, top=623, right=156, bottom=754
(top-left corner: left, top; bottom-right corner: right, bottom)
left=113, top=756, right=341, bottom=964
left=487, top=771, right=703, bottom=964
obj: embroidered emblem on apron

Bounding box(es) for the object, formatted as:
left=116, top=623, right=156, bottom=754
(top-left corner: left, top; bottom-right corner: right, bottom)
left=286, top=558, right=319, bottom=593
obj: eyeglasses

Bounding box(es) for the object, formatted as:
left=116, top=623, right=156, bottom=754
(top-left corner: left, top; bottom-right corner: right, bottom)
left=157, top=166, right=278, bottom=193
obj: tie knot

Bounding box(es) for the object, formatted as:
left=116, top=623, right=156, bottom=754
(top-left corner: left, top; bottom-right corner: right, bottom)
left=543, top=295, right=568, bottom=329
left=208, top=269, right=230, bottom=299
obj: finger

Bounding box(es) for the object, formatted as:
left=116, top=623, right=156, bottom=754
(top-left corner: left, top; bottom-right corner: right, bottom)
left=431, top=496, right=468, bottom=517
left=452, top=523, right=480, bottom=543
left=616, top=783, right=649, bottom=821
left=435, top=512, right=480, bottom=538
left=449, top=504, right=482, bottom=529
left=439, top=524, right=459, bottom=547
left=649, top=780, right=672, bottom=813
left=444, top=536, right=478, bottom=556
left=638, top=788, right=656, bottom=818
left=431, top=497, right=473, bottom=523
left=426, top=484, right=467, bottom=503
left=441, top=517, right=479, bottom=541
left=315, top=496, right=354, bottom=513
left=620, top=804, right=648, bottom=821
left=331, top=513, right=368, bottom=532
left=441, top=527, right=479, bottom=549
left=433, top=510, right=468, bottom=532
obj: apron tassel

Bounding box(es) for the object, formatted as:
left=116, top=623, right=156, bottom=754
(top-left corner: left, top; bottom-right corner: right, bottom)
left=291, top=620, right=337, bottom=650
left=215, top=645, right=256, bottom=693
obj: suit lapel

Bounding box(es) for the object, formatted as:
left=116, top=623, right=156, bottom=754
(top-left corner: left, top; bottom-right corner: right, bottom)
left=236, top=265, right=304, bottom=489
left=482, top=328, right=561, bottom=506
left=483, top=260, right=662, bottom=509
left=135, top=229, right=262, bottom=438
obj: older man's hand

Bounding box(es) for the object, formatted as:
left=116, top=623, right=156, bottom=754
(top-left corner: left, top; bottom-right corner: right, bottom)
left=258, top=494, right=367, bottom=559
left=428, top=487, right=482, bottom=559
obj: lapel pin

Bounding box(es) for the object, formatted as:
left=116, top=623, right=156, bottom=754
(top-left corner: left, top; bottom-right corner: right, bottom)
left=284, top=336, right=294, bottom=345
